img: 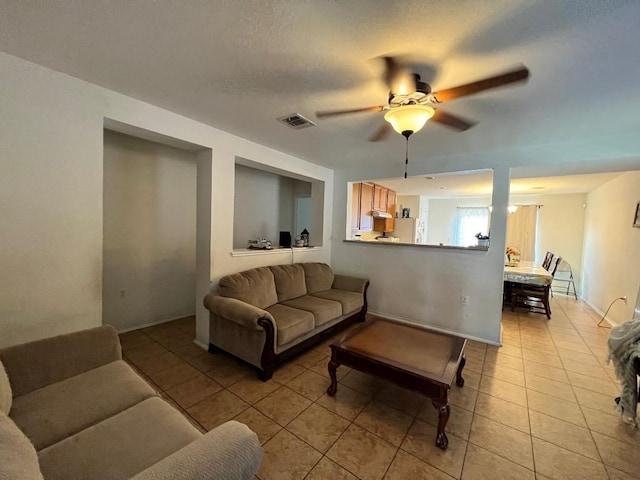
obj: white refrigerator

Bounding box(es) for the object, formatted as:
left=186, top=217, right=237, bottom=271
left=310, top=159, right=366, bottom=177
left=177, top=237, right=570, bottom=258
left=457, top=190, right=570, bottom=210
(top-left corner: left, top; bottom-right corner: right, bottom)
left=394, top=217, right=425, bottom=244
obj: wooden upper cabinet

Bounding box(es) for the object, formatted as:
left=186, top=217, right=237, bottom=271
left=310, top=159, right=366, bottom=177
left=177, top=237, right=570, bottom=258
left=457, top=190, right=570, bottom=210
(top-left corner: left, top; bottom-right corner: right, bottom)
left=351, top=182, right=361, bottom=231
left=387, top=190, right=397, bottom=216
left=373, top=186, right=388, bottom=211
left=359, top=183, right=374, bottom=231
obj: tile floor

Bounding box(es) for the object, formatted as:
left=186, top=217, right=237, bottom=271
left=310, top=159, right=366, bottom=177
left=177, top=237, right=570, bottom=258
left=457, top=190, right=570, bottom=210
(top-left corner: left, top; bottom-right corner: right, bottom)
left=120, top=297, right=640, bottom=480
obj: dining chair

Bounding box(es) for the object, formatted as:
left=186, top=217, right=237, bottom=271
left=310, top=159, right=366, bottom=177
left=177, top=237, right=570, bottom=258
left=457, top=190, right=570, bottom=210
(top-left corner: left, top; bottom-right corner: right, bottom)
left=542, top=251, right=554, bottom=270
left=511, top=257, right=561, bottom=319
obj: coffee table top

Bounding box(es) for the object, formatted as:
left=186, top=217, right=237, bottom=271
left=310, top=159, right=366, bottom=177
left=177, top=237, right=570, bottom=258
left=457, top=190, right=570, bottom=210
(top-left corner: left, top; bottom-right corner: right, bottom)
left=332, top=317, right=466, bottom=386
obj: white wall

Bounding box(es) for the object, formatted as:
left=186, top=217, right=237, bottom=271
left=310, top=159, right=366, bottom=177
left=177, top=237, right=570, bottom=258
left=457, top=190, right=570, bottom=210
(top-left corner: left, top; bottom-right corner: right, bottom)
left=332, top=167, right=511, bottom=344
left=582, top=171, right=640, bottom=323
left=397, top=195, right=420, bottom=218
left=102, top=130, right=197, bottom=331
left=427, top=197, right=491, bottom=246
left=530, top=194, right=586, bottom=292
left=0, top=52, right=332, bottom=348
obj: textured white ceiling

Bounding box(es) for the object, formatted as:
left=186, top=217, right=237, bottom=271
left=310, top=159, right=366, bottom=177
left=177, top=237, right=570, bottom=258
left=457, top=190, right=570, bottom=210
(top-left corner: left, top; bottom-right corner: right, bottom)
left=375, top=171, right=621, bottom=197
left=1, top=0, right=640, bottom=173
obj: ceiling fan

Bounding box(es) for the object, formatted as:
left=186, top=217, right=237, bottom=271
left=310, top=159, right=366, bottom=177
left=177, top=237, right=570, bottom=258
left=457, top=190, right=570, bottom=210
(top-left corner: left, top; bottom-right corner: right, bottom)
left=316, top=57, right=530, bottom=142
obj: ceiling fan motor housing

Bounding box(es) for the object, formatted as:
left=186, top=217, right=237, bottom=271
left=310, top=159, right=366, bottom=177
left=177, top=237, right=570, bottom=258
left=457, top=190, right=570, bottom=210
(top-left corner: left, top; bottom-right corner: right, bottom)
left=388, top=73, right=431, bottom=105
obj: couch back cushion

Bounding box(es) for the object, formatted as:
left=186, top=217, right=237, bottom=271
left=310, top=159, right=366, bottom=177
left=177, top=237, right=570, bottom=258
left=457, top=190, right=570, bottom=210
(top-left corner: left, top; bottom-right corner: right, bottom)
left=270, top=264, right=307, bottom=302
left=301, top=263, right=335, bottom=293
left=0, top=413, right=44, bottom=480
left=218, top=267, right=278, bottom=309
left=0, top=360, right=11, bottom=415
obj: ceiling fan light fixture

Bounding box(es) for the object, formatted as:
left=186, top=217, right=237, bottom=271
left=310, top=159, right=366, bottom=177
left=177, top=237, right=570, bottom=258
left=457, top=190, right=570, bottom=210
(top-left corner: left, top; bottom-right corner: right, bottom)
left=384, top=105, right=435, bottom=135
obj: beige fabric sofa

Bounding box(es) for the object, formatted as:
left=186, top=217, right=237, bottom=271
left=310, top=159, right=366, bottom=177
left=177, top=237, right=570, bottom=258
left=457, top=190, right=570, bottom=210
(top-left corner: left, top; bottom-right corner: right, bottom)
left=203, top=262, right=369, bottom=380
left=0, top=326, right=262, bottom=480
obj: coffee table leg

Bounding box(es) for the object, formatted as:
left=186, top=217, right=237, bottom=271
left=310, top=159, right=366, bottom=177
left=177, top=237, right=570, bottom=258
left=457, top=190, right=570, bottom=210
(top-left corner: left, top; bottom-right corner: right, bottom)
left=327, top=360, right=339, bottom=396
left=432, top=400, right=450, bottom=450
left=456, top=354, right=466, bottom=387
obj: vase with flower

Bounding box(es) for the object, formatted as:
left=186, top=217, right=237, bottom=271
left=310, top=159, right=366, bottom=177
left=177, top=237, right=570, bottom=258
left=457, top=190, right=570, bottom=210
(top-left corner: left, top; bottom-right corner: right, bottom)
left=506, top=246, right=521, bottom=266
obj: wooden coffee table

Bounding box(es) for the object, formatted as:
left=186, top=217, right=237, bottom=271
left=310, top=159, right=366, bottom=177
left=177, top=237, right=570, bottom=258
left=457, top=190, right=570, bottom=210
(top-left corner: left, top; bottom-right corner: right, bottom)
left=327, top=317, right=466, bottom=450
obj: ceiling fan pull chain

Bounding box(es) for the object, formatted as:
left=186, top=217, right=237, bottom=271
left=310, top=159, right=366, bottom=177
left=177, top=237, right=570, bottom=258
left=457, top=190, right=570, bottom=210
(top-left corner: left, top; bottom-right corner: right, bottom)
left=404, top=135, right=409, bottom=179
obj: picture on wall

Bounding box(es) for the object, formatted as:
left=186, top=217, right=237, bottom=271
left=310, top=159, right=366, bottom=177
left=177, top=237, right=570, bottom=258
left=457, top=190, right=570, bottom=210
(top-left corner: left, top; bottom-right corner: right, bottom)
left=634, top=201, right=640, bottom=228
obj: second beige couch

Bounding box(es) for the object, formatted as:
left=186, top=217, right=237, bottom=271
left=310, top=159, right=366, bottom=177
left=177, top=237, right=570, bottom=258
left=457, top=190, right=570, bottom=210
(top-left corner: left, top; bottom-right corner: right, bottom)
left=204, top=262, right=369, bottom=380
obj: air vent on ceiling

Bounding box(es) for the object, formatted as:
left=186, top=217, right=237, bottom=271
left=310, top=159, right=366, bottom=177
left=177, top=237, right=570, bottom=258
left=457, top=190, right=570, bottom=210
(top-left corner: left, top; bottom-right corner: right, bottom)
left=277, top=113, right=316, bottom=130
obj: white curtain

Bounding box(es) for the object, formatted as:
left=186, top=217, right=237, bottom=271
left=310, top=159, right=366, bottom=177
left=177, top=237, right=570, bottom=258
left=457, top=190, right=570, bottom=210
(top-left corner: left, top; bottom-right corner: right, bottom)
left=506, top=205, right=538, bottom=261
left=454, top=207, right=490, bottom=247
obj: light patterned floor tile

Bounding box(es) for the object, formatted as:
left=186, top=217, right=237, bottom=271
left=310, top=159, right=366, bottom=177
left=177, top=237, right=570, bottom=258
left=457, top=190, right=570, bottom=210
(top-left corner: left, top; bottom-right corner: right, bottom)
left=468, top=414, right=534, bottom=470
left=474, top=392, right=530, bottom=433
left=384, top=449, right=455, bottom=480
left=254, top=386, right=312, bottom=426
left=233, top=407, right=281, bottom=445
left=326, top=424, right=397, bottom=480
left=591, top=430, right=640, bottom=476
left=479, top=375, right=527, bottom=407
left=526, top=389, right=586, bottom=427
left=401, top=419, right=468, bottom=479
left=258, top=429, right=322, bottom=480
left=306, top=457, right=358, bottom=480
left=316, top=384, right=371, bottom=421
left=461, top=443, right=535, bottom=480
left=286, top=403, right=350, bottom=453
left=529, top=410, right=599, bottom=459
left=355, top=400, right=414, bottom=446
left=532, top=437, right=607, bottom=480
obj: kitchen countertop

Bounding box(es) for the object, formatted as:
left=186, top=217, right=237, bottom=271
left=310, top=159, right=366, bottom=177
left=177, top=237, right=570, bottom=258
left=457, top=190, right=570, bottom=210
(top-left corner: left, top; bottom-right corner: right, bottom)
left=344, top=239, right=489, bottom=251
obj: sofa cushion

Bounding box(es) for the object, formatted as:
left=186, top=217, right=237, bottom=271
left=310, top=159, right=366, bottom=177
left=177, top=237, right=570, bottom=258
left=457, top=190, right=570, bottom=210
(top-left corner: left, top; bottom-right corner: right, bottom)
left=0, top=360, right=11, bottom=415
left=38, top=397, right=201, bottom=480
left=10, top=360, right=156, bottom=451
left=301, top=263, right=335, bottom=293
left=270, top=264, right=307, bottom=302
left=311, top=289, right=364, bottom=315
left=0, top=413, right=44, bottom=480
left=282, top=295, right=343, bottom=327
left=265, top=304, right=315, bottom=346
left=219, top=267, right=278, bottom=309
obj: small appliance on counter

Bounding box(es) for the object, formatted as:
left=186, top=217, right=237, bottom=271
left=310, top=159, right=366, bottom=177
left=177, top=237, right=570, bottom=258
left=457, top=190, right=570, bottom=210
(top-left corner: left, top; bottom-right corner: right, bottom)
left=279, top=231, right=292, bottom=248
left=248, top=238, right=272, bottom=249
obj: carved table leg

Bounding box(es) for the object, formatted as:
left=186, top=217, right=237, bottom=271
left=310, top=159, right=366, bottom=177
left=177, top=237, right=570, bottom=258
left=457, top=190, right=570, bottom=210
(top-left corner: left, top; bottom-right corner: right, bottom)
left=432, top=400, right=450, bottom=450
left=456, top=354, right=466, bottom=387
left=327, top=360, right=339, bottom=396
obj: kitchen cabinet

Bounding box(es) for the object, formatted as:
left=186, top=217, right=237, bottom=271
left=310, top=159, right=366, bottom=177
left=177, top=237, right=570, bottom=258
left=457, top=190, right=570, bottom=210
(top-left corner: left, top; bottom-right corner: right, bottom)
left=359, top=183, right=374, bottom=231
left=351, top=182, right=361, bottom=231
left=373, top=186, right=388, bottom=211
left=374, top=216, right=395, bottom=233
left=387, top=190, right=397, bottom=216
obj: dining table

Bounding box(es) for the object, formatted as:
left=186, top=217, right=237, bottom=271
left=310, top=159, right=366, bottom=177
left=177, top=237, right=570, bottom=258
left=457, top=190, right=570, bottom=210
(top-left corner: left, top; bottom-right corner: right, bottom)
left=503, top=261, right=552, bottom=286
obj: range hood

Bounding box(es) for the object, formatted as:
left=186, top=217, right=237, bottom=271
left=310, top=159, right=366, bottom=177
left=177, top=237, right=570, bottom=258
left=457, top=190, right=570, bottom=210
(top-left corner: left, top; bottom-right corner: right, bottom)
left=372, top=210, right=392, bottom=218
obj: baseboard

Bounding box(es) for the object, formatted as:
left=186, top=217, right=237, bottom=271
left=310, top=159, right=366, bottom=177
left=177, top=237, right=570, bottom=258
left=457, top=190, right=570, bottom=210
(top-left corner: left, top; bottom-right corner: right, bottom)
left=114, top=313, right=196, bottom=334
left=368, top=310, right=501, bottom=346
left=193, top=339, right=208, bottom=350
left=582, top=298, right=618, bottom=328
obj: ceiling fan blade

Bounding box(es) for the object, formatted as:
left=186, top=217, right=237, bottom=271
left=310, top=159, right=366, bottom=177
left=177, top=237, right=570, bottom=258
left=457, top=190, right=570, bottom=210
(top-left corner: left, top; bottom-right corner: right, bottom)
left=368, top=123, right=392, bottom=142
left=431, top=109, right=477, bottom=131
left=432, top=66, right=530, bottom=103
left=315, top=106, right=385, bottom=119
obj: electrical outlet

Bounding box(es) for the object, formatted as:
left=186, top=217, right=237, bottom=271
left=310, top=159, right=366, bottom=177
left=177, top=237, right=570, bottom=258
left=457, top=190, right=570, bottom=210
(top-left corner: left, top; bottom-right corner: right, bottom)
left=461, top=295, right=470, bottom=306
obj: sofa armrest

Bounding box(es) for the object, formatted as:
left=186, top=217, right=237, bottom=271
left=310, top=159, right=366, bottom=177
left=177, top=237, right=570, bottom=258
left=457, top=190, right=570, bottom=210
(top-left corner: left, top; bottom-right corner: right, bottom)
left=0, top=326, right=121, bottom=397
left=332, top=274, right=369, bottom=294
left=203, top=294, right=274, bottom=331
left=131, top=420, right=262, bottom=480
